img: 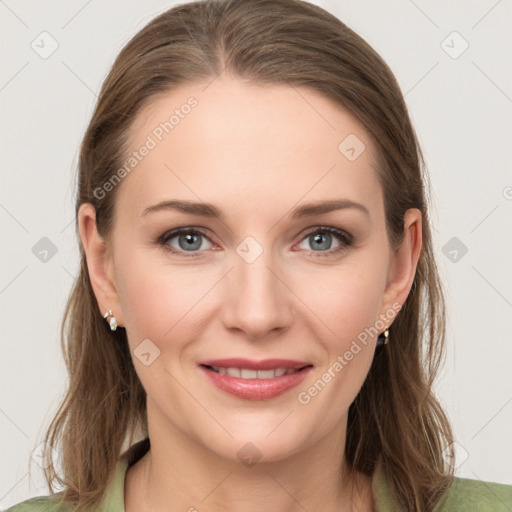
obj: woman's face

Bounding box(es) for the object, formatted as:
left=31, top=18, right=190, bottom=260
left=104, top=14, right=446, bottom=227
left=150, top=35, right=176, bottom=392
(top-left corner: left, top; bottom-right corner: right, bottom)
left=80, top=76, right=420, bottom=462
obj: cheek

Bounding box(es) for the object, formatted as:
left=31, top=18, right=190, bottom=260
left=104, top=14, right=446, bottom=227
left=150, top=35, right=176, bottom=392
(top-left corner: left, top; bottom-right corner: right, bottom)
left=294, top=263, right=383, bottom=415
left=114, top=250, right=209, bottom=345
left=114, top=254, right=212, bottom=399
left=294, top=258, right=386, bottom=348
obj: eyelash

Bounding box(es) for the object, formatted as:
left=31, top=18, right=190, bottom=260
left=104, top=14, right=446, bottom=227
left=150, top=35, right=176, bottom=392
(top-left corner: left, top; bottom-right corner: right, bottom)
left=156, top=226, right=354, bottom=259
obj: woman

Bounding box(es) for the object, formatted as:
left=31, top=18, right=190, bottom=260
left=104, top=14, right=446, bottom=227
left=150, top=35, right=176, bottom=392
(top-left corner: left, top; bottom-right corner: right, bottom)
left=6, top=0, right=512, bottom=511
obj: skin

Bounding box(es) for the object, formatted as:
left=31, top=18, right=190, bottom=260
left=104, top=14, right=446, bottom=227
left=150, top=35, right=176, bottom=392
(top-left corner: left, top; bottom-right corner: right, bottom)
left=79, top=76, right=422, bottom=512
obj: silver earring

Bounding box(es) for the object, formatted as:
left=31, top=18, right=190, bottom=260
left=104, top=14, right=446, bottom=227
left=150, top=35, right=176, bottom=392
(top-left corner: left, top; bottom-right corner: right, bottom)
left=376, top=328, right=389, bottom=346
left=103, top=309, right=118, bottom=331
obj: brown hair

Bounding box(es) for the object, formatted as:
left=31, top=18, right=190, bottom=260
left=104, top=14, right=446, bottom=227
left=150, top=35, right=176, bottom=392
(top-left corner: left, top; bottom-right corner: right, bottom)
left=41, top=0, right=455, bottom=510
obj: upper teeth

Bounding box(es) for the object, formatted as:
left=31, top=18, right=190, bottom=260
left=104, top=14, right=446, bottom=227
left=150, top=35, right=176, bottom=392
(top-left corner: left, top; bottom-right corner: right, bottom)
left=210, top=367, right=298, bottom=379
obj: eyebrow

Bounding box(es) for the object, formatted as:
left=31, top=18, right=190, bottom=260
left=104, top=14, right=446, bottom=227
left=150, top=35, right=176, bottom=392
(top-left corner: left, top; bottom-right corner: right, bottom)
left=141, top=199, right=370, bottom=220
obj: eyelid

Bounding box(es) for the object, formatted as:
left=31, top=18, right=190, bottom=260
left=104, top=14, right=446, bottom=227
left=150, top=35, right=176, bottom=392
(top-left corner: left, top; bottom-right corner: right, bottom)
left=157, top=225, right=354, bottom=257
left=157, top=227, right=217, bottom=254
left=300, top=225, right=353, bottom=244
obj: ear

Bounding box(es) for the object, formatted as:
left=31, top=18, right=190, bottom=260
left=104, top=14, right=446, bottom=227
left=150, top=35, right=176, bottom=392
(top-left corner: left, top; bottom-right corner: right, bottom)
left=78, top=203, right=124, bottom=328
left=379, top=208, right=423, bottom=324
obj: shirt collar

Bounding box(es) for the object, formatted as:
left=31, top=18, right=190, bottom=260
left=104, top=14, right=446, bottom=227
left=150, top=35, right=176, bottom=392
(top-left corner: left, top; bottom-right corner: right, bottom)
left=98, top=437, right=151, bottom=511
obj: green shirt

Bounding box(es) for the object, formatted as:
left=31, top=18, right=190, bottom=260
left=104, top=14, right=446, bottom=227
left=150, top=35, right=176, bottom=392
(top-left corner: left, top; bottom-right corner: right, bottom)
left=4, top=438, right=512, bottom=511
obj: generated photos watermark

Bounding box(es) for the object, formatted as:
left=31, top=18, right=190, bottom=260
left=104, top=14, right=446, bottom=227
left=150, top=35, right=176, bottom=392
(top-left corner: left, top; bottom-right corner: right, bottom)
left=93, top=96, right=198, bottom=200
left=297, top=301, right=402, bottom=405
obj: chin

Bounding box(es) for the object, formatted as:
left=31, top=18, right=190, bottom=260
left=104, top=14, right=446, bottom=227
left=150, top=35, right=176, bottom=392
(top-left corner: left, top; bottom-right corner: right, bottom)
left=197, top=420, right=318, bottom=465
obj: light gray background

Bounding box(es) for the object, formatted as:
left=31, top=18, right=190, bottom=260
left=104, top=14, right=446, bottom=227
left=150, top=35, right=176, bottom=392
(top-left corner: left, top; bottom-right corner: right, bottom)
left=1, top=0, right=511, bottom=508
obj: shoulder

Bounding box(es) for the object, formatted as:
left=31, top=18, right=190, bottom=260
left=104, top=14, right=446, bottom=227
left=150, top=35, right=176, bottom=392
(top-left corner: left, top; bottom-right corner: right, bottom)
left=3, top=438, right=150, bottom=512
left=3, top=493, right=69, bottom=512
left=435, top=476, right=512, bottom=511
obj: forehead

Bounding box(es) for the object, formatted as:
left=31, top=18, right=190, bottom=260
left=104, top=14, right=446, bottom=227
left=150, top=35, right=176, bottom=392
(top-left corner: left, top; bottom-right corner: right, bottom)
left=117, top=77, right=382, bottom=224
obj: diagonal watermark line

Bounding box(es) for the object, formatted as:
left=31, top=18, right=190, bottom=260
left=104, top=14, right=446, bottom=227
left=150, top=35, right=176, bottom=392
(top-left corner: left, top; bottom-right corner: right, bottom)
left=162, top=366, right=234, bottom=438
left=471, top=266, right=512, bottom=308
left=0, top=202, right=29, bottom=233
left=60, top=215, right=76, bottom=233
left=407, top=0, right=439, bottom=28
left=61, top=60, right=98, bottom=97
left=266, top=164, right=337, bottom=234
left=163, top=267, right=234, bottom=338
left=470, top=204, right=499, bottom=233
left=0, top=408, right=29, bottom=439
left=163, top=163, right=203, bottom=199
left=405, top=62, right=439, bottom=97
left=201, top=471, right=233, bottom=502
left=470, top=471, right=512, bottom=511
left=60, top=265, right=77, bottom=282
left=0, top=265, right=29, bottom=295
left=61, top=0, right=93, bottom=29
left=472, top=61, right=512, bottom=104
left=265, top=265, right=337, bottom=337
left=289, top=84, right=336, bottom=131
left=265, top=471, right=309, bottom=511
left=0, top=62, right=29, bottom=92
left=265, top=409, right=294, bottom=438
left=201, top=63, right=227, bottom=92
left=471, top=0, right=504, bottom=30
left=0, top=471, right=28, bottom=503
left=0, top=0, right=29, bottom=28
left=471, top=397, right=512, bottom=440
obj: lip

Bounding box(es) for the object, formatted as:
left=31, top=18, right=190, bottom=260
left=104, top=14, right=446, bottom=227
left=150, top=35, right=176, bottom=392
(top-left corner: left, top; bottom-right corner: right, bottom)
left=198, top=358, right=311, bottom=370
left=198, top=359, right=313, bottom=401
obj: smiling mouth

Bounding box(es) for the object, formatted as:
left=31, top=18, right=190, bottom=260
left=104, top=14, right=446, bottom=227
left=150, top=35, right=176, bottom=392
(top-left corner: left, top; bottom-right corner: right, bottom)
left=201, top=364, right=312, bottom=379
left=198, top=362, right=314, bottom=400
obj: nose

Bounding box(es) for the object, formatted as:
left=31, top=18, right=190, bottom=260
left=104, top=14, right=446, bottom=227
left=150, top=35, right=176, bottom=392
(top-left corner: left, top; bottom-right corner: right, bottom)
left=221, top=243, right=294, bottom=340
